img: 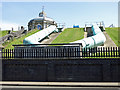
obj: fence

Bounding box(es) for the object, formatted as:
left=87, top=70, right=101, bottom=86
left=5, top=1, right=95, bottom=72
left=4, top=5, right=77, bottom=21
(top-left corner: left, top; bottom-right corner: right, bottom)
left=1, top=44, right=120, bottom=82
left=1, top=43, right=120, bottom=58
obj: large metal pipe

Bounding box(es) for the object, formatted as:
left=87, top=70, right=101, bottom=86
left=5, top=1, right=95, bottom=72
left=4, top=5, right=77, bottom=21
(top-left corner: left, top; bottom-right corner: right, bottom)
left=71, top=24, right=106, bottom=48
left=23, top=25, right=58, bottom=44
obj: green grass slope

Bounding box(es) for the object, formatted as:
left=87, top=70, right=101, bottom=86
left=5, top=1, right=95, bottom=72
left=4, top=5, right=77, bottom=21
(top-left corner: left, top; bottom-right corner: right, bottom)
left=52, top=28, right=84, bottom=44
left=0, top=30, right=17, bottom=38
left=0, top=30, right=9, bottom=38
left=105, top=27, right=119, bottom=46
left=3, top=29, right=39, bottom=49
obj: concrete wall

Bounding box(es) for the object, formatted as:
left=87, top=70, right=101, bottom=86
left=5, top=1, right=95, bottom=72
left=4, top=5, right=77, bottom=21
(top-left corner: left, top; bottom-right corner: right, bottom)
left=2, top=58, right=120, bottom=82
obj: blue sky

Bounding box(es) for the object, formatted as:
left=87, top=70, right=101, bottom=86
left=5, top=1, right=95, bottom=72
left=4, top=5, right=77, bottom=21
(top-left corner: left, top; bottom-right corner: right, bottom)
left=1, top=2, right=118, bottom=29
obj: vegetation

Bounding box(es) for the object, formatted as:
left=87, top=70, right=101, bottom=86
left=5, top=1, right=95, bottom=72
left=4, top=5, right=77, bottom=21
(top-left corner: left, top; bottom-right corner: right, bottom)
left=105, top=27, right=119, bottom=46
left=0, top=30, right=17, bottom=38
left=0, top=30, right=9, bottom=38
left=52, top=28, right=84, bottom=44
left=3, top=29, right=39, bottom=49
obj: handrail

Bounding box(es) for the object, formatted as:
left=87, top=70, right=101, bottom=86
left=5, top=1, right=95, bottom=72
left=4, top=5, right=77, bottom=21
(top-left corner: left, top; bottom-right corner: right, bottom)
left=12, top=43, right=82, bottom=47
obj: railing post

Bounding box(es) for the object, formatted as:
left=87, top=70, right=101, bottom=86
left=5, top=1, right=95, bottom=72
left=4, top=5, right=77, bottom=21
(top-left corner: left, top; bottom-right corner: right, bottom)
left=6, top=49, right=7, bottom=59
left=111, top=47, right=113, bottom=57
left=11, top=49, right=13, bottom=58
left=7, top=49, right=9, bottom=58
left=91, top=48, right=93, bottom=57
left=101, top=47, right=102, bottom=57
left=103, top=47, right=105, bottom=57
left=80, top=47, right=82, bottom=58
left=113, top=47, right=115, bottom=57
left=0, top=45, right=4, bottom=58
left=94, top=47, right=95, bottom=57
left=98, top=47, right=100, bottom=57
left=96, top=47, right=97, bottom=57
left=108, top=47, right=110, bottom=57
left=106, top=47, right=107, bottom=57
left=119, top=47, right=120, bottom=57
left=116, top=47, right=117, bottom=57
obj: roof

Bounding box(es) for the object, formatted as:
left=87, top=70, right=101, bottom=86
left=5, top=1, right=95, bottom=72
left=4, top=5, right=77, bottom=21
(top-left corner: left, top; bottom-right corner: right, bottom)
left=39, top=11, right=46, bottom=17
left=29, top=17, right=54, bottom=23
left=28, top=11, right=56, bottom=24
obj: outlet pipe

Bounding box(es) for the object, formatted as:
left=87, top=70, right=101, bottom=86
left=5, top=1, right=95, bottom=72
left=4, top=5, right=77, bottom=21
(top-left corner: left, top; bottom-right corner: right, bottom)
left=71, top=24, right=106, bottom=48
left=23, top=25, right=58, bottom=44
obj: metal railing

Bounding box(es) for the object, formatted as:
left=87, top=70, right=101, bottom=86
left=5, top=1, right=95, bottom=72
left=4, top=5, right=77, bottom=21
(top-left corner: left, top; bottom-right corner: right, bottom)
left=1, top=43, right=120, bottom=59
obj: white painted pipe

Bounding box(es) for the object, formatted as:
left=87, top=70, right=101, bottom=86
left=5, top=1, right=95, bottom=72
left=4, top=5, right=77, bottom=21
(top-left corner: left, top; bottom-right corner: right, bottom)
left=23, top=25, right=58, bottom=44
left=71, top=24, right=106, bottom=48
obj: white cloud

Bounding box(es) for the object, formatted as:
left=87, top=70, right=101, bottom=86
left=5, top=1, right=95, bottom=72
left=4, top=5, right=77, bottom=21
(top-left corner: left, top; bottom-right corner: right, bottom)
left=0, top=22, right=20, bottom=31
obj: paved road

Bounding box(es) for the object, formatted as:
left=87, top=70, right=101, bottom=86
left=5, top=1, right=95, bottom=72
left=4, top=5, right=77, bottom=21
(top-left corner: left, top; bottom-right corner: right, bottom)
left=41, top=32, right=61, bottom=44
left=84, top=31, right=117, bottom=47
left=1, top=86, right=120, bottom=90
left=0, top=82, right=119, bottom=90
left=0, top=82, right=119, bottom=86
left=103, top=32, right=117, bottom=47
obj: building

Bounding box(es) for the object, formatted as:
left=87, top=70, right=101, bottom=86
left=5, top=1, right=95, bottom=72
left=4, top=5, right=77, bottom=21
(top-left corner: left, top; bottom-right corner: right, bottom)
left=28, top=9, right=57, bottom=30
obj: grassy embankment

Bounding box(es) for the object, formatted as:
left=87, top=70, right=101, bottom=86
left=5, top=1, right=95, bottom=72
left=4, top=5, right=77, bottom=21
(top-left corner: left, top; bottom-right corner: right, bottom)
left=52, top=28, right=84, bottom=44
left=52, top=28, right=119, bottom=58
left=3, top=29, right=39, bottom=49
left=0, top=30, right=17, bottom=38
left=105, top=27, right=119, bottom=46
left=0, top=30, right=9, bottom=38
